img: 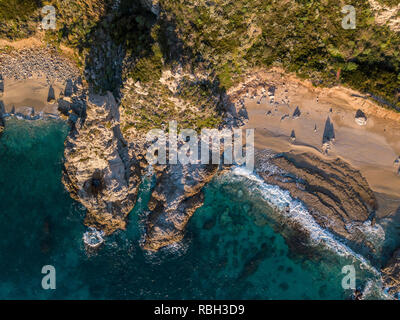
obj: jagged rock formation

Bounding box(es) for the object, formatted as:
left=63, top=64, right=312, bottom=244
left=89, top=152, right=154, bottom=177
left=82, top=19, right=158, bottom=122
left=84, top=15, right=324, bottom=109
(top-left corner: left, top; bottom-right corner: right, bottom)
left=143, top=162, right=219, bottom=251
left=62, top=92, right=141, bottom=234
left=382, top=248, right=400, bottom=297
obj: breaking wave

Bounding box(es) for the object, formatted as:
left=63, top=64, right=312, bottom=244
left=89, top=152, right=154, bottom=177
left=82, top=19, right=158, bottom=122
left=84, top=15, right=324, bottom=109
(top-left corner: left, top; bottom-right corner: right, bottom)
left=228, top=166, right=381, bottom=276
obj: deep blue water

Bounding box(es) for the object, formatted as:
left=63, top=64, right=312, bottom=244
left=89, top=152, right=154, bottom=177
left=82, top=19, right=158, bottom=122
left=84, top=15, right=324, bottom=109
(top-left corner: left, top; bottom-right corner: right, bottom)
left=0, top=119, right=382, bottom=299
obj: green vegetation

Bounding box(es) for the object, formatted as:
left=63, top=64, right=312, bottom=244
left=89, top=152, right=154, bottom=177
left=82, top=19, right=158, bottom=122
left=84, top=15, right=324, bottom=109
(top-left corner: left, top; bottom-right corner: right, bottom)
left=159, top=0, right=400, bottom=111
left=0, top=0, right=40, bottom=20
left=0, top=0, right=42, bottom=38
left=1, top=0, right=399, bottom=133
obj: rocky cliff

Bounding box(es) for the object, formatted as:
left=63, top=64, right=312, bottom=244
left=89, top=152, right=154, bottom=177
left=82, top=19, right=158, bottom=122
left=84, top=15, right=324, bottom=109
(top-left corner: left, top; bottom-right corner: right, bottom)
left=382, top=248, right=400, bottom=297
left=62, top=92, right=142, bottom=234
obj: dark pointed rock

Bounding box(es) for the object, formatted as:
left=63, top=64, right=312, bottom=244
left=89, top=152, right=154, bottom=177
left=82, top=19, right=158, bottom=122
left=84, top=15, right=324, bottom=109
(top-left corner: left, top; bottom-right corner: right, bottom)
left=292, top=106, right=301, bottom=119
left=322, top=117, right=335, bottom=144
left=47, top=85, right=56, bottom=103
left=290, top=129, right=296, bottom=141
left=355, top=109, right=367, bottom=126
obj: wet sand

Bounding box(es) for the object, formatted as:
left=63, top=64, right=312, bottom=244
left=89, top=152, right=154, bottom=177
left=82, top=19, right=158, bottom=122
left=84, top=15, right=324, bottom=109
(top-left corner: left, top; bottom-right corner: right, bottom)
left=1, top=78, right=64, bottom=115
left=239, top=69, right=400, bottom=216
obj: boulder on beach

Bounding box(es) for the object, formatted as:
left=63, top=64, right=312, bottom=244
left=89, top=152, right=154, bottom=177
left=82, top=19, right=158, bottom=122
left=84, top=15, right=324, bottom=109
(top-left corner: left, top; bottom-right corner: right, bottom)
left=57, top=99, right=71, bottom=116
left=292, top=106, right=301, bottom=119
left=267, top=85, right=276, bottom=96
left=47, top=85, right=56, bottom=103
left=281, top=114, right=289, bottom=121
left=355, top=109, right=367, bottom=126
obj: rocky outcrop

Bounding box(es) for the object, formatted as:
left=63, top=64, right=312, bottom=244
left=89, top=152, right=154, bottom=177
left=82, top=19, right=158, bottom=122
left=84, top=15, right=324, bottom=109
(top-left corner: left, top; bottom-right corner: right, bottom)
left=256, top=151, right=380, bottom=258
left=47, top=85, right=56, bottom=103
left=62, top=87, right=224, bottom=248
left=355, top=109, right=367, bottom=126
left=368, top=0, right=400, bottom=32
left=143, top=162, right=219, bottom=251
left=382, top=248, right=400, bottom=298
left=62, top=92, right=141, bottom=234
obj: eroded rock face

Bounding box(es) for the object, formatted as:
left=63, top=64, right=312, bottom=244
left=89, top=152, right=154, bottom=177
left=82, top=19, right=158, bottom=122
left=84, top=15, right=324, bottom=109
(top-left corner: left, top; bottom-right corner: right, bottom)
left=255, top=151, right=379, bottom=258
left=62, top=92, right=141, bottom=234
left=143, top=162, right=219, bottom=251
left=382, top=249, right=400, bottom=297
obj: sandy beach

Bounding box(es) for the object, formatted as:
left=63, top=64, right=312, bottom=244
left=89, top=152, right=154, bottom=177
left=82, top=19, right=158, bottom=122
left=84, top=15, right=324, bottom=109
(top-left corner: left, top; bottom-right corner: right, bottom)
left=239, top=69, right=400, bottom=217
left=1, top=77, right=63, bottom=115
left=0, top=46, right=83, bottom=117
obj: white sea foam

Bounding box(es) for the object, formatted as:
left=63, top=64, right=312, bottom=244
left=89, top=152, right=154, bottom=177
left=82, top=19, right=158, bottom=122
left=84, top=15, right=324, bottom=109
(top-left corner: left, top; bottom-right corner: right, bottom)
left=83, top=227, right=105, bottom=248
left=229, top=166, right=381, bottom=276
left=363, top=279, right=394, bottom=300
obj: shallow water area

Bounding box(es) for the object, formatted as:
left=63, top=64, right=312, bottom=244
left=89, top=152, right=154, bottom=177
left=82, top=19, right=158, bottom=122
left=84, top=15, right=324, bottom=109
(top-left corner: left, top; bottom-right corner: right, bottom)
left=0, top=119, right=387, bottom=299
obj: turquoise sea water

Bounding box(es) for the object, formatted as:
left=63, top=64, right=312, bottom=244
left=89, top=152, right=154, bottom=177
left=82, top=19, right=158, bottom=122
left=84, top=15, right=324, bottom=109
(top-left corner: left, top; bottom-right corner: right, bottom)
left=0, top=119, right=383, bottom=299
